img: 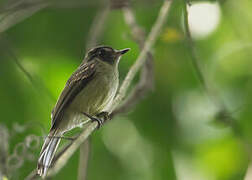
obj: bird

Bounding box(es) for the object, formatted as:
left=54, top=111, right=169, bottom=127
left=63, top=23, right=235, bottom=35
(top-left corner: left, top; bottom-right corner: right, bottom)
left=37, top=45, right=130, bottom=177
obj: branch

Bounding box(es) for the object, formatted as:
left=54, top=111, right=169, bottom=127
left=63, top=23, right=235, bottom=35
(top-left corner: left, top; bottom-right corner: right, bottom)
left=0, top=36, right=56, bottom=104
left=245, top=162, right=252, bottom=180
left=110, top=0, right=173, bottom=112
left=111, top=55, right=154, bottom=117
left=26, top=0, right=173, bottom=178
left=77, top=140, right=90, bottom=180
left=79, top=5, right=110, bottom=180
left=182, top=1, right=215, bottom=100
left=0, top=0, right=107, bottom=34
left=0, top=0, right=49, bottom=33
left=182, top=0, right=252, bottom=165
left=85, top=4, right=110, bottom=50
left=182, top=0, right=232, bottom=118
left=51, top=0, right=172, bottom=173
left=48, top=122, right=98, bottom=177
left=111, top=5, right=154, bottom=117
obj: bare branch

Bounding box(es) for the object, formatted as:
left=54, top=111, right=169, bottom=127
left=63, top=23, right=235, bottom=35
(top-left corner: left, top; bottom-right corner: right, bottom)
left=79, top=5, right=110, bottom=180
left=111, top=6, right=154, bottom=117
left=85, top=4, right=110, bottom=50
left=111, top=0, right=173, bottom=112
left=45, top=0, right=172, bottom=176
left=78, top=140, right=90, bottom=180
left=47, top=122, right=98, bottom=177
left=25, top=139, right=75, bottom=180
left=245, top=160, right=252, bottom=180
left=25, top=169, right=38, bottom=180
left=182, top=0, right=252, bottom=168
left=25, top=3, right=110, bottom=179
left=26, top=0, right=173, bottom=178
left=122, top=6, right=145, bottom=46
left=0, top=0, right=107, bottom=34
left=52, top=0, right=172, bottom=174
left=0, top=36, right=56, bottom=104
left=182, top=0, right=234, bottom=122
left=111, top=55, right=154, bottom=117
left=182, top=1, right=212, bottom=96
left=0, top=1, right=49, bottom=33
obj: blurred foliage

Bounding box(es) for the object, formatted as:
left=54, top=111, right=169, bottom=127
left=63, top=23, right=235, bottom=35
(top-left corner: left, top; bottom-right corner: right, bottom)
left=0, top=0, right=252, bottom=179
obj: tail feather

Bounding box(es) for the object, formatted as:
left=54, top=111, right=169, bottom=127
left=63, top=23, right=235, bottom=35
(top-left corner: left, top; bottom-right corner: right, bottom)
left=37, top=129, right=61, bottom=177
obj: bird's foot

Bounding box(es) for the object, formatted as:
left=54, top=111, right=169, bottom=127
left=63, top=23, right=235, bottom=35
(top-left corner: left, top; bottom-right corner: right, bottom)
left=96, top=111, right=111, bottom=121
left=81, top=111, right=111, bottom=129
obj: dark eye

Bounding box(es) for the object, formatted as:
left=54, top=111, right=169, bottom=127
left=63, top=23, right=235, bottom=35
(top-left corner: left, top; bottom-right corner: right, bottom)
left=99, top=49, right=106, bottom=57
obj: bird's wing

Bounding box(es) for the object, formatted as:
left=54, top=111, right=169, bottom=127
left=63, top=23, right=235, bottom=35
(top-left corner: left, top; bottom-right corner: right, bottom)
left=50, top=61, right=96, bottom=130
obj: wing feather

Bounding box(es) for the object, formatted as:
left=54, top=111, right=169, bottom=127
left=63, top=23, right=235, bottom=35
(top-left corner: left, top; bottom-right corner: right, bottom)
left=50, top=61, right=96, bottom=130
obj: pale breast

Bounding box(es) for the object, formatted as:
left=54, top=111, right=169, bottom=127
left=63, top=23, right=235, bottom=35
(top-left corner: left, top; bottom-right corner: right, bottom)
left=60, top=63, right=118, bottom=132
left=76, top=71, right=115, bottom=114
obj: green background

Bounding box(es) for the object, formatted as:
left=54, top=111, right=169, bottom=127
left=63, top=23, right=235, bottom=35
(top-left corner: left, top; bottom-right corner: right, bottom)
left=0, top=0, right=252, bottom=179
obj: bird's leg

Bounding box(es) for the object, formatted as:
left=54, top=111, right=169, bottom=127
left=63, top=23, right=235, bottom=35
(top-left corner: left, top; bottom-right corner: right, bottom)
left=81, top=112, right=103, bottom=129
left=81, top=111, right=111, bottom=129
left=96, top=111, right=111, bottom=122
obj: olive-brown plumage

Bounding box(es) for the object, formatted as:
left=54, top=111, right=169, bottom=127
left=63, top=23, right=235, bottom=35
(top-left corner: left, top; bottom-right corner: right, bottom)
left=37, top=46, right=130, bottom=177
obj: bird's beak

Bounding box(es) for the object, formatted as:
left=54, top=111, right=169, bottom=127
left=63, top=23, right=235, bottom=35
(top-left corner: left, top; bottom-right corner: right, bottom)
left=116, top=48, right=130, bottom=56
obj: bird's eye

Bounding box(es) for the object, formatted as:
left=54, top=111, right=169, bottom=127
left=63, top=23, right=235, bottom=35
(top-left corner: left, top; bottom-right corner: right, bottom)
left=99, top=49, right=106, bottom=57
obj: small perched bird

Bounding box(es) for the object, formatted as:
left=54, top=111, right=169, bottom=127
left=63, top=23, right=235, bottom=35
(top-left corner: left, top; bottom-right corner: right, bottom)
left=37, top=46, right=130, bottom=177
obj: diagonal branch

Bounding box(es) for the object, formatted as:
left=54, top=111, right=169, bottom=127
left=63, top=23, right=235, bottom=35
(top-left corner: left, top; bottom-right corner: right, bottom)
left=182, top=1, right=216, bottom=101
left=77, top=140, right=90, bottom=180
left=111, top=5, right=154, bottom=117
left=0, top=1, right=49, bottom=33
left=78, top=5, right=110, bottom=180
left=182, top=0, right=252, bottom=164
left=183, top=2, right=252, bottom=178
left=26, top=0, right=173, bottom=178
left=51, top=0, right=172, bottom=175
left=182, top=0, right=235, bottom=126
left=110, top=0, right=172, bottom=112
left=85, top=4, right=110, bottom=50
left=47, top=123, right=97, bottom=177
left=0, top=36, right=56, bottom=104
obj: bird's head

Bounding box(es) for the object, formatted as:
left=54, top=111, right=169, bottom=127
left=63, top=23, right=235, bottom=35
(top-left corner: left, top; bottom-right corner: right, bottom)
left=85, top=46, right=130, bottom=65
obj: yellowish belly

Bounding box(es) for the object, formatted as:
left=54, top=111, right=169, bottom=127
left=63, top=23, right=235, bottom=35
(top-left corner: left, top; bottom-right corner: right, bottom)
left=59, top=71, right=118, bottom=132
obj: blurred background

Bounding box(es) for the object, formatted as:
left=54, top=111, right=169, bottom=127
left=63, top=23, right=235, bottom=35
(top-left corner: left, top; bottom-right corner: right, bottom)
left=0, top=0, right=252, bottom=179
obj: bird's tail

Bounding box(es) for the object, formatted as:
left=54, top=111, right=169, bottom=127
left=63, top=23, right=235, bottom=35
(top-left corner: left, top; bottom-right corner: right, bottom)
left=37, top=129, right=61, bottom=177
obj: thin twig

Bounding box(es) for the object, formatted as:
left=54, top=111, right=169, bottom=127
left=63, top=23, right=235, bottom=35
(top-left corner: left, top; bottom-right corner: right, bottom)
left=111, top=56, right=154, bottom=117
left=182, top=1, right=249, bottom=139
left=53, top=0, right=172, bottom=174
left=110, top=0, right=173, bottom=112
left=0, top=1, right=49, bottom=33
left=182, top=0, right=252, bottom=168
left=85, top=4, right=110, bottom=50
left=25, top=3, right=111, bottom=179
left=182, top=1, right=214, bottom=99
left=77, top=140, right=90, bottom=180
left=122, top=6, right=145, bottom=46
left=25, top=169, right=38, bottom=180
left=79, top=5, right=110, bottom=180
left=25, top=139, right=74, bottom=180
left=245, top=162, right=252, bottom=180
left=25, top=0, right=173, bottom=178
left=111, top=5, right=154, bottom=117
left=0, top=36, right=56, bottom=104
left=182, top=0, right=231, bottom=118
left=182, top=0, right=239, bottom=131
left=47, top=121, right=98, bottom=177
left=27, top=0, right=173, bottom=177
